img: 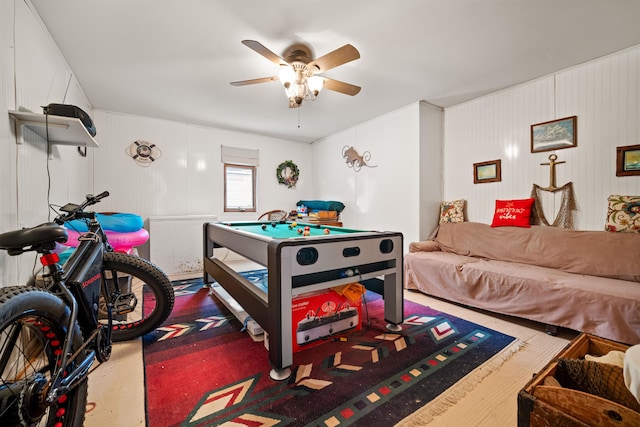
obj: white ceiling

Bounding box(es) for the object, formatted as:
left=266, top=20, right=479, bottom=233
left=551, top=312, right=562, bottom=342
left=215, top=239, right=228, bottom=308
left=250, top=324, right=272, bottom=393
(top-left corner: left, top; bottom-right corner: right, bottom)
left=30, top=0, right=640, bottom=143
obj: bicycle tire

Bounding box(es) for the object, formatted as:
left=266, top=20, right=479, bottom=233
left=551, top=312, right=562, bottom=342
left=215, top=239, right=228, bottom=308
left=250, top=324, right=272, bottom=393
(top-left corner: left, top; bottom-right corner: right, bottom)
left=101, top=252, right=175, bottom=341
left=0, top=286, right=88, bottom=427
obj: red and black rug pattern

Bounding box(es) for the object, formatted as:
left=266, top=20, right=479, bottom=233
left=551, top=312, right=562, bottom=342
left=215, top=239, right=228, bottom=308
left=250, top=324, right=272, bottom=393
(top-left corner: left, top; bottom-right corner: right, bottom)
left=143, top=273, right=516, bottom=426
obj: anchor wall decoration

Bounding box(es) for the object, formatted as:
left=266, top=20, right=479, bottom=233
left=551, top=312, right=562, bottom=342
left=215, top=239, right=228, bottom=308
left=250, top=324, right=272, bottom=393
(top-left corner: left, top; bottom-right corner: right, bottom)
left=539, top=154, right=565, bottom=192
left=530, top=154, right=577, bottom=228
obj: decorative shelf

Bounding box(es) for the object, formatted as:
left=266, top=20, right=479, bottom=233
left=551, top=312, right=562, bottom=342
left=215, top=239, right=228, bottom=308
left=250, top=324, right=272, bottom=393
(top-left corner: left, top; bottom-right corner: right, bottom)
left=9, top=110, right=99, bottom=147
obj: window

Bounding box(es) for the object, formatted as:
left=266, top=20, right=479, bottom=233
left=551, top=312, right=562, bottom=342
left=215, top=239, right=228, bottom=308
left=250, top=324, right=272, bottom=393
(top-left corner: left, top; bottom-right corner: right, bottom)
left=224, top=164, right=256, bottom=212
left=221, top=145, right=259, bottom=213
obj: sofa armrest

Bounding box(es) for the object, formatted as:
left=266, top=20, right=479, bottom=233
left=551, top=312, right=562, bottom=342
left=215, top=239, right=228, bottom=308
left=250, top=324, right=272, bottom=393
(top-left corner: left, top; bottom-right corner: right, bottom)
left=409, top=240, right=441, bottom=253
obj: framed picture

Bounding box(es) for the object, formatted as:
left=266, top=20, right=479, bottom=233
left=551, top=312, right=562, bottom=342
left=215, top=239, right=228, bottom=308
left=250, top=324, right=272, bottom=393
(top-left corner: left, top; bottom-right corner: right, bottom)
left=616, top=144, right=640, bottom=176
left=474, top=159, right=501, bottom=184
left=531, top=116, right=577, bottom=153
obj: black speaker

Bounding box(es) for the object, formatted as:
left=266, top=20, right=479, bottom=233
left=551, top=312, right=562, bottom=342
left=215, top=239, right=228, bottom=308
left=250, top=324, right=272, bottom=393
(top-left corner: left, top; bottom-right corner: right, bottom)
left=43, top=103, right=96, bottom=137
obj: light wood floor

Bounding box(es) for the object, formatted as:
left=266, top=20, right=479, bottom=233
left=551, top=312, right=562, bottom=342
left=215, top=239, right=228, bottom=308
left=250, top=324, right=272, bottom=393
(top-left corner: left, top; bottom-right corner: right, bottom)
left=85, top=266, right=577, bottom=427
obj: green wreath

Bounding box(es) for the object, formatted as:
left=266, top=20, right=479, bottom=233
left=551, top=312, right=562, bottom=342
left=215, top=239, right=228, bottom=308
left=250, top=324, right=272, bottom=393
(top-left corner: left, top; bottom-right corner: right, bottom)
left=276, top=160, right=300, bottom=188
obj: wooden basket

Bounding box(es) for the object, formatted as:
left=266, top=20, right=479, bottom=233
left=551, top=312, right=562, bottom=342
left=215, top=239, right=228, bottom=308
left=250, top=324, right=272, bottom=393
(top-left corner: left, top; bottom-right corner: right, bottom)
left=518, top=334, right=640, bottom=426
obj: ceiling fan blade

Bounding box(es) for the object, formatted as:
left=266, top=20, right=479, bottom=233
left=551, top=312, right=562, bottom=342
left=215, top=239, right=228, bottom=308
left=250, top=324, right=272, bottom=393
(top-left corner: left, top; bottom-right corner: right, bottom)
left=308, top=44, right=360, bottom=73
left=230, top=76, right=279, bottom=86
left=241, top=40, right=287, bottom=66
left=322, top=78, right=361, bottom=96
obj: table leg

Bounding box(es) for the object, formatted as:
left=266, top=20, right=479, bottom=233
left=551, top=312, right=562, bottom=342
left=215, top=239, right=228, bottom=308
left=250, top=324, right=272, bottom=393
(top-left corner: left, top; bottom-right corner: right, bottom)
left=383, top=272, right=404, bottom=332
left=269, top=367, right=292, bottom=381
left=267, top=248, right=294, bottom=381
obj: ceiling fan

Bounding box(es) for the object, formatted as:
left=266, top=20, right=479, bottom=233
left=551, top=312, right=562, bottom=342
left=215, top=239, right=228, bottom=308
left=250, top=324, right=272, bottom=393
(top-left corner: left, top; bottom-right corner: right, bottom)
left=230, top=40, right=361, bottom=108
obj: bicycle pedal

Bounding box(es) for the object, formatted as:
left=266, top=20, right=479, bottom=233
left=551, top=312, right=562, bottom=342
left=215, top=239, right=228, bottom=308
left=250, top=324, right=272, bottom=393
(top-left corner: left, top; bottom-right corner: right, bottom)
left=115, top=306, right=134, bottom=315
left=114, top=293, right=137, bottom=315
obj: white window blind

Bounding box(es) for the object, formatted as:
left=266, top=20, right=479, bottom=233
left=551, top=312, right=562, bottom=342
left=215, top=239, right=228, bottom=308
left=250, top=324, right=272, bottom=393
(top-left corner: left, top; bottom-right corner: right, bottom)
left=221, top=145, right=259, bottom=166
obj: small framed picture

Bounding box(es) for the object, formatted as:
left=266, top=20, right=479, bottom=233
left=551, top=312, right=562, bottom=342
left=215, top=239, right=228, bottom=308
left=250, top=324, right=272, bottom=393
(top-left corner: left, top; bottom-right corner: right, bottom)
left=531, top=116, right=577, bottom=153
left=616, top=144, right=640, bottom=176
left=474, top=159, right=501, bottom=184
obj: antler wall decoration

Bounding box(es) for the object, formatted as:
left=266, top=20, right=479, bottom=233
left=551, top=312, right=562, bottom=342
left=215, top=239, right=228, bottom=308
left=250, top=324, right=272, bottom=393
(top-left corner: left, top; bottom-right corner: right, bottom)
left=342, top=146, right=376, bottom=172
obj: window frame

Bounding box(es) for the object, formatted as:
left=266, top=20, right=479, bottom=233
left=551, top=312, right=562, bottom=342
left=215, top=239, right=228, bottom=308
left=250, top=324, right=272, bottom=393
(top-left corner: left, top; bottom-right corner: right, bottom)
left=223, top=163, right=256, bottom=213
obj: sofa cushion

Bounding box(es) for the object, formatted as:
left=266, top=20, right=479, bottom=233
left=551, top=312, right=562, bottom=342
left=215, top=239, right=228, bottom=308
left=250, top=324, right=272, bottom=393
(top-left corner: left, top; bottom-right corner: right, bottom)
left=605, top=195, right=640, bottom=233
left=490, top=198, right=534, bottom=228
left=434, top=222, right=640, bottom=282
left=439, top=199, right=465, bottom=224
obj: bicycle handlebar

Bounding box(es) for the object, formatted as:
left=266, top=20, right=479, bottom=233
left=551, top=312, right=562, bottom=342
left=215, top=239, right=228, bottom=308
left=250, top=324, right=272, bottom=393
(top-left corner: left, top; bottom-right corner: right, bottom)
left=84, top=191, right=110, bottom=208
left=54, top=191, right=110, bottom=224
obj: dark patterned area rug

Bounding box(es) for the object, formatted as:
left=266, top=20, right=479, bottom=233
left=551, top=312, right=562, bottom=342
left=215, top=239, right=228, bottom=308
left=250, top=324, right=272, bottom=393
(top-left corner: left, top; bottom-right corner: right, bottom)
left=143, top=272, right=520, bottom=426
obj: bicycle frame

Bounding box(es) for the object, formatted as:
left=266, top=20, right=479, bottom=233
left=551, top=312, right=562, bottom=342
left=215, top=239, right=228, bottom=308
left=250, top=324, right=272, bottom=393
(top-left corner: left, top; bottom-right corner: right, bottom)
left=0, top=191, right=173, bottom=424
left=38, top=215, right=117, bottom=403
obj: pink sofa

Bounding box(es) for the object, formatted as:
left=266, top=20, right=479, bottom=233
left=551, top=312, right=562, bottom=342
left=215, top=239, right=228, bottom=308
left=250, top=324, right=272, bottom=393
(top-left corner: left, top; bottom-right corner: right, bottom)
left=404, top=222, right=640, bottom=344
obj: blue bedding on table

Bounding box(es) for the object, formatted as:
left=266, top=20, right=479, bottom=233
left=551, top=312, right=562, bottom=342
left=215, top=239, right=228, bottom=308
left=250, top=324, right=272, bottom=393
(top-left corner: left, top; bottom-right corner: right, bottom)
left=296, top=200, right=345, bottom=213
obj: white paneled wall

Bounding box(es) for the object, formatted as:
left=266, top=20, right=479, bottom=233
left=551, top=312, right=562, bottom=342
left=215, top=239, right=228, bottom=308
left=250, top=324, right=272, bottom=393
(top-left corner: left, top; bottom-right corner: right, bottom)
left=418, top=102, right=444, bottom=240
left=0, top=0, right=17, bottom=285
left=91, top=110, right=313, bottom=260
left=312, top=103, right=439, bottom=252
left=91, top=111, right=191, bottom=218
left=148, top=215, right=218, bottom=275
left=92, top=110, right=314, bottom=220
left=444, top=45, right=640, bottom=230
left=2, top=0, right=93, bottom=285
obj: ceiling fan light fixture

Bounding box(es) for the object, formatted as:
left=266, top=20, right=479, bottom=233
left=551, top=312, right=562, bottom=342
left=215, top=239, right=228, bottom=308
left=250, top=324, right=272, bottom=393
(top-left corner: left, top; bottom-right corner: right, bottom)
left=231, top=40, right=360, bottom=108
left=307, top=76, right=324, bottom=96
left=277, top=64, right=323, bottom=105
left=278, top=65, right=295, bottom=86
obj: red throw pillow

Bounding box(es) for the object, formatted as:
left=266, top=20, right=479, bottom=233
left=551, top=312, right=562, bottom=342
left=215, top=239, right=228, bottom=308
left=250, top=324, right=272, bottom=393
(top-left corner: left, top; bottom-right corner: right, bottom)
left=490, top=198, right=535, bottom=228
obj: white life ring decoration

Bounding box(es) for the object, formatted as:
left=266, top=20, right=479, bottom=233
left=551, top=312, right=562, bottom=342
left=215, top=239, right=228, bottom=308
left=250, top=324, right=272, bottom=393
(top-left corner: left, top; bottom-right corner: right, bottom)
left=126, top=140, right=162, bottom=166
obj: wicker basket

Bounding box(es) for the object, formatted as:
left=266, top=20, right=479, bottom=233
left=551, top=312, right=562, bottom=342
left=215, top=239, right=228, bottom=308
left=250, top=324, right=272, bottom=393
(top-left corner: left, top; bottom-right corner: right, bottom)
left=556, top=358, right=640, bottom=413
left=518, top=334, right=640, bottom=427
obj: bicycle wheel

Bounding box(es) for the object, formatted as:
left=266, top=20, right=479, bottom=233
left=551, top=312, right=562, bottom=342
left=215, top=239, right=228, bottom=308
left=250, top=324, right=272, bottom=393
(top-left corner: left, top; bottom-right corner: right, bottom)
left=101, top=252, right=175, bottom=341
left=0, top=286, right=87, bottom=427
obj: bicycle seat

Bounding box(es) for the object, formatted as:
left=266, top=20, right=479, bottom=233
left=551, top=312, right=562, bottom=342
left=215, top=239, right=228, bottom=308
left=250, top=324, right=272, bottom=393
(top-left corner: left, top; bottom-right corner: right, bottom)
left=0, top=223, right=68, bottom=255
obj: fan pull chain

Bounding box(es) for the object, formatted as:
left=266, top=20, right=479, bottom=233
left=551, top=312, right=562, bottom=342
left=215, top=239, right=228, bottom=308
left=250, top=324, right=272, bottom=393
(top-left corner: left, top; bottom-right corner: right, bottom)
left=297, top=107, right=301, bottom=129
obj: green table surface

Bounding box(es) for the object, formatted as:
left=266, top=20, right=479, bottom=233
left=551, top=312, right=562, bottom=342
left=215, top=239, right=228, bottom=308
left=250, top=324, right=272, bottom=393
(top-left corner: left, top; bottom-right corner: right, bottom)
left=224, top=221, right=362, bottom=239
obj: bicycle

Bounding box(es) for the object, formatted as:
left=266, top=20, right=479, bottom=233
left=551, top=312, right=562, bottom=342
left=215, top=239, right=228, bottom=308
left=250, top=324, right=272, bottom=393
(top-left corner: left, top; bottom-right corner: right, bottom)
left=0, top=191, right=175, bottom=426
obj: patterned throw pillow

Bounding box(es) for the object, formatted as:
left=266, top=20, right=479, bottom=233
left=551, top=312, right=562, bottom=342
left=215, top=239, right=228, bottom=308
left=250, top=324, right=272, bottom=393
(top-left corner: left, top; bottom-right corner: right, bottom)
left=490, top=198, right=535, bottom=228
left=439, top=200, right=465, bottom=224
left=605, top=195, right=640, bottom=232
